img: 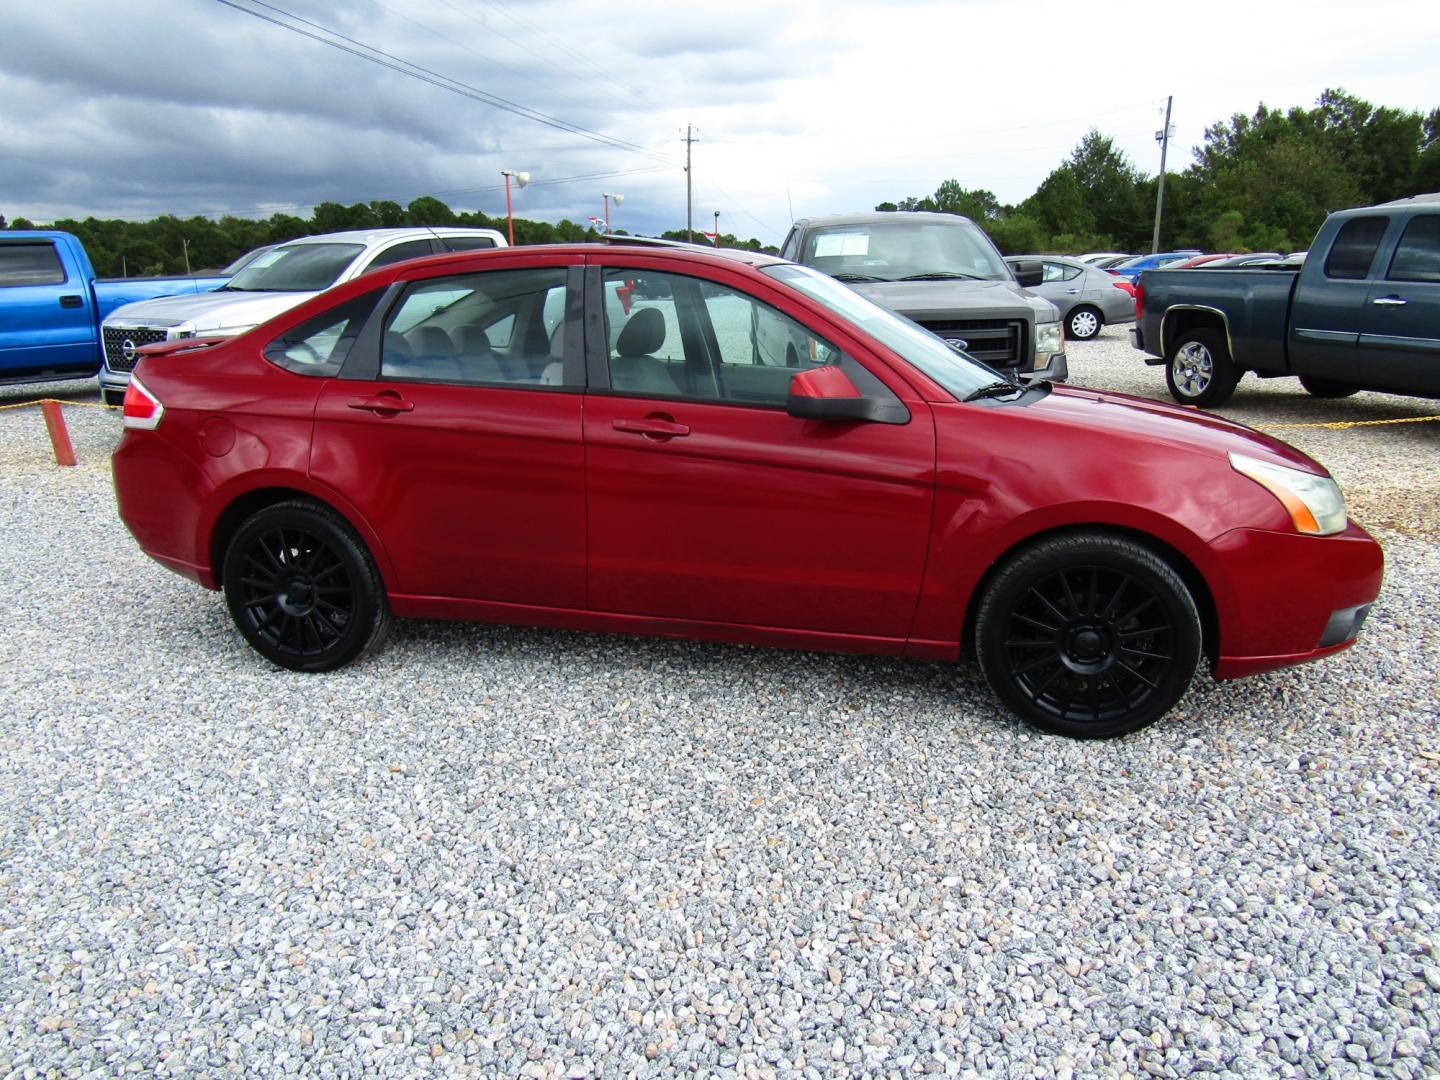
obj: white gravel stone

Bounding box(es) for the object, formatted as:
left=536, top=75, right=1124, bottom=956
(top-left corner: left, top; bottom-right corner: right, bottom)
left=0, top=357, right=1436, bottom=1078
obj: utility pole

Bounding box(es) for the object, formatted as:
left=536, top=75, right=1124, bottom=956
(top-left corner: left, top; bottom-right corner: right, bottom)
left=682, top=124, right=698, bottom=242
left=1151, top=96, right=1173, bottom=255
left=182, top=237, right=191, bottom=275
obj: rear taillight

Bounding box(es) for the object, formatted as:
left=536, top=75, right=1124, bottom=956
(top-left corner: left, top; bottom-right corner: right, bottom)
left=122, top=376, right=164, bottom=430
left=1134, top=281, right=1145, bottom=322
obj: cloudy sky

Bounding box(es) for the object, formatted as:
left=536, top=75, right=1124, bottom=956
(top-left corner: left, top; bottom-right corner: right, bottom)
left=3, top=0, right=1437, bottom=243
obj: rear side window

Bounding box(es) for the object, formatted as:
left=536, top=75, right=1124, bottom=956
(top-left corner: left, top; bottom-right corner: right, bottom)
left=0, top=242, right=66, bottom=287
left=1386, top=216, right=1440, bottom=283
left=440, top=236, right=497, bottom=252
left=362, top=239, right=435, bottom=274
left=1324, top=217, right=1387, bottom=280
left=264, top=290, right=382, bottom=376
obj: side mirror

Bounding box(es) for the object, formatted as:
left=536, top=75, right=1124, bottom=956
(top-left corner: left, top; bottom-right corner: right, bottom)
left=1010, top=259, right=1043, bottom=287
left=786, top=366, right=908, bottom=424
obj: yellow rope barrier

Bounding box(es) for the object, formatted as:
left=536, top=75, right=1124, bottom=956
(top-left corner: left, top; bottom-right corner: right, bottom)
left=1263, top=415, right=1440, bottom=430
left=0, top=397, right=119, bottom=411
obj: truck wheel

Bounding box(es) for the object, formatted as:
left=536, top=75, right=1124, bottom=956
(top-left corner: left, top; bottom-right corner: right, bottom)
left=1299, top=377, right=1359, bottom=399
left=974, top=532, right=1202, bottom=739
left=1066, top=306, right=1102, bottom=340
left=1166, top=328, right=1238, bottom=408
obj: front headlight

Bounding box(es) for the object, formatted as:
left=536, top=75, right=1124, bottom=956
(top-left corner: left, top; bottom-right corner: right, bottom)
left=1035, top=321, right=1062, bottom=358
left=1229, top=452, right=1347, bottom=535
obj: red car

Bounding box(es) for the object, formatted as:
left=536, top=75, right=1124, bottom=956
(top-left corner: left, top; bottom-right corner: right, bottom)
left=113, top=242, right=1382, bottom=738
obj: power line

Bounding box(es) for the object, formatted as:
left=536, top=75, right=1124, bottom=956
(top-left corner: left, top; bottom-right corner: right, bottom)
left=212, top=0, right=674, bottom=164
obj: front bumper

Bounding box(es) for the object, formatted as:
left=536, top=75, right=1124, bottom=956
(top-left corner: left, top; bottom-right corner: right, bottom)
left=1022, top=351, right=1068, bottom=384
left=1208, top=521, right=1384, bottom=680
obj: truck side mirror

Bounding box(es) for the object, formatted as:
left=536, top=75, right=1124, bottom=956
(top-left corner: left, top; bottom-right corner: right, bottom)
left=1010, top=260, right=1044, bottom=287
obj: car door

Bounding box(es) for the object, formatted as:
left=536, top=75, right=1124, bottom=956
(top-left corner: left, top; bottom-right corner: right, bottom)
left=1289, top=214, right=1391, bottom=383
left=0, top=237, right=95, bottom=376
left=309, top=256, right=587, bottom=607
left=1359, top=212, right=1440, bottom=394
left=581, top=257, right=936, bottom=639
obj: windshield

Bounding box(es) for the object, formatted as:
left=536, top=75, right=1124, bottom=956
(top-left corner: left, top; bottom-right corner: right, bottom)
left=220, top=244, right=276, bottom=276
left=798, top=218, right=1010, bottom=283
left=762, top=263, right=1002, bottom=400
left=225, top=243, right=364, bottom=292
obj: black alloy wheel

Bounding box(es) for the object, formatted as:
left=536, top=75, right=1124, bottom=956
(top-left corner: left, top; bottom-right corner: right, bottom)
left=223, top=500, right=390, bottom=672
left=976, top=533, right=1202, bottom=738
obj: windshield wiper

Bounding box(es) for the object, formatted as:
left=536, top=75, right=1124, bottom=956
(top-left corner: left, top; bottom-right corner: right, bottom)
left=830, top=272, right=885, bottom=282
left=962, top=380, right=1023, bottom=403
left=897, top=271, right=988, bottom=282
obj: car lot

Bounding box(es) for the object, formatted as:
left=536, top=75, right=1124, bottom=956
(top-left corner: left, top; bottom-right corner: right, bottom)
left=1, top=333, right=1437, bottom=1076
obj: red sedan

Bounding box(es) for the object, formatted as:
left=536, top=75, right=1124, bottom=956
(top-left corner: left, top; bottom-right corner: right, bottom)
left=113, top=242, right=1382, bottom=738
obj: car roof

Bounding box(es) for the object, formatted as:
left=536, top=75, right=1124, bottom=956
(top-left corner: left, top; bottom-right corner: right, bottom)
left=598, top=235, right=786, bottom=268
left=793, top=212, right=977, bottom=228
left=280, top=227, right=503, bottom=247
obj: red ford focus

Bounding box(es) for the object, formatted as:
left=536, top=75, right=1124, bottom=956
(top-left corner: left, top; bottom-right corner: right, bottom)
left=113, top=242, right=1382, bottom=738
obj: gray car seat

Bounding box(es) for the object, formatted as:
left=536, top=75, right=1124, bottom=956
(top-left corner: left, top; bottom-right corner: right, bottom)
left=609, top=308, right=680, bottom=396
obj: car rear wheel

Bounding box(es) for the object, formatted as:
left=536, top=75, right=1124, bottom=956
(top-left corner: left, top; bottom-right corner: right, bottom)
left=1066, top=306, right=1102, bottom=341
left=1299, top=376, right=1360, bottom=399
left=975, top=533, right=1202, bottom=738
left=222, top=500, right=390, bottom=672
left=1165, top=328, right=1239, bottom=407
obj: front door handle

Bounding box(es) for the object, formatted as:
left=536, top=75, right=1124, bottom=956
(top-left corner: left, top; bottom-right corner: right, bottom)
left=58, top=294, right=83, bottom=309
left=347, top=394, right=415, bottom=414
left=1371, top=295, right=1408, bottom=306
left=613, top=416, right=690, bottom=439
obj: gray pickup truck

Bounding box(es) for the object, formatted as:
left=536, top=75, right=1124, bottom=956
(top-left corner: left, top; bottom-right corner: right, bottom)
left=1132, top=194, right=1440, bottom=406
left=779, top=212, right=1067, bottom=382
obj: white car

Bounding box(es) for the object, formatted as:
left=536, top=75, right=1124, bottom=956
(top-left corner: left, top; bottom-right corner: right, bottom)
left=99, top=227, right=506, bottom=403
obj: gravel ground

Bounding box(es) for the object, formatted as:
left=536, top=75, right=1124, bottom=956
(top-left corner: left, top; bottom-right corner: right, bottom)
left=1, top=346, right=1437, bottom=1078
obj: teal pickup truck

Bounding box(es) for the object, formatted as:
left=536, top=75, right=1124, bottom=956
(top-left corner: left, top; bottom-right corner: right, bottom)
left=0, top=231, right=229, bottom=388
left=1132, top=194, right=1440, bottom=406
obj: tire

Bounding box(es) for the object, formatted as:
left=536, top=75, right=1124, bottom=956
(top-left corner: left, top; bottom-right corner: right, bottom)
left=974, top=533, right=1202, bottom=739
left=1299, top=376, right=1359, bottom=399
left=222, top=499, right=391, bottom=672
left=1066, top=306, right=1102, bottom=341
left=1165, top=327, right=1239, bottom=408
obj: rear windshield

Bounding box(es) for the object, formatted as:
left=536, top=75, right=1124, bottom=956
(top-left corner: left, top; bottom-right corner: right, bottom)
left=224, top=243, right=364, bottom=293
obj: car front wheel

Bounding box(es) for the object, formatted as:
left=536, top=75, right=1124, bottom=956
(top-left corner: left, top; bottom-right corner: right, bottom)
left=1066, top=306, right=1102, bottom=341
left=1165, top=328, right=1239, bottom=407
left=222, top=499, right=391, bottom=672
left=975, top=533, right=1202, bottom=738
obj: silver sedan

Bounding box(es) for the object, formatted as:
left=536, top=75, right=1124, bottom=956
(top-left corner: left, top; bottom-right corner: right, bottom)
left=1005, top=254, right=1137, bottom=341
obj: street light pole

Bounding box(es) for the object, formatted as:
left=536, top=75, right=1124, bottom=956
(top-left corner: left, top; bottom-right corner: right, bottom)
left=501, top=169, right=530, bottom=246
left=712, top=211, right=720, bottom=246
left=602, top=192, right=623, bottom=233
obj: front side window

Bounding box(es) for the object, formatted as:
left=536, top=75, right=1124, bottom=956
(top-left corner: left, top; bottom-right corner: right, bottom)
left=1325, top=217, right=1388, bottom=280
left=381, top=267, right=570, bottom=387
left=227, top=243, right=364, bottom=292
left=264, top=289, right=382, bottom=376
left=1387, top=215, right=1440, bottom=283
left=797, top=219, right=1009, bottom=283
left=601, top=268, right=896, bottom=408
left=0, top=242, right=66, bottom=287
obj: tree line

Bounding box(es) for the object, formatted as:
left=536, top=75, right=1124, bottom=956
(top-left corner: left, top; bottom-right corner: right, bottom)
left=4, top=88, right=1435, bottom=274
left=878, top=88, right=1438, bottom=255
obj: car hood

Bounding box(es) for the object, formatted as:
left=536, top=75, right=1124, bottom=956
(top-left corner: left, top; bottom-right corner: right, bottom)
left=104, top=289, right=316, bottom=331
left=849, top=278, right=1056, bottom=321
left=1018, top=384, right=1323, bottom=471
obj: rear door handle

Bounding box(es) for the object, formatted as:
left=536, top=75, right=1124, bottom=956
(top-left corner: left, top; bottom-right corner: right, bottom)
left=59, top=294, right=83, bottom=309
left=613, top=417, right=690, bottom=439
left=1371, top=295, right=1408, bottom=306
left=347, top=395, right=415, bottom=414
left=1066, top=288, right=1081, bottom=294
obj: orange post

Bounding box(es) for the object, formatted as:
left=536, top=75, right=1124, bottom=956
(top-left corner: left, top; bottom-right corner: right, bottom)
left=40, top=400, right=77, bottom=467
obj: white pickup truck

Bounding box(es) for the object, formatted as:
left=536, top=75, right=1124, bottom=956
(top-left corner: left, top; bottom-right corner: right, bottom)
left=98, top=226, right=506, bottom=403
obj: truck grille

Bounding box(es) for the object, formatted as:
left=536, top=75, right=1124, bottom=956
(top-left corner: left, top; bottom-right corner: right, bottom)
left=102, top=327, right=169, bottom=372
left=918, top=319, right=1027, bottom=369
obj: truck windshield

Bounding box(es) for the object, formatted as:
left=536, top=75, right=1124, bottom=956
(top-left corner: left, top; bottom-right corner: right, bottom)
left=224, top=243, right=364, bottom=292
left=761, top=263, right=1002, bottom=400
left=798, top=219, right=1009, bottom=283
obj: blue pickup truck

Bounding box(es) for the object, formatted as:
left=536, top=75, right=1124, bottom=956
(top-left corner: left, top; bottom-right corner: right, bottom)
left=1132, top=194, right=1440, bottom=406
left=0, top=231, right=229, bottom=388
